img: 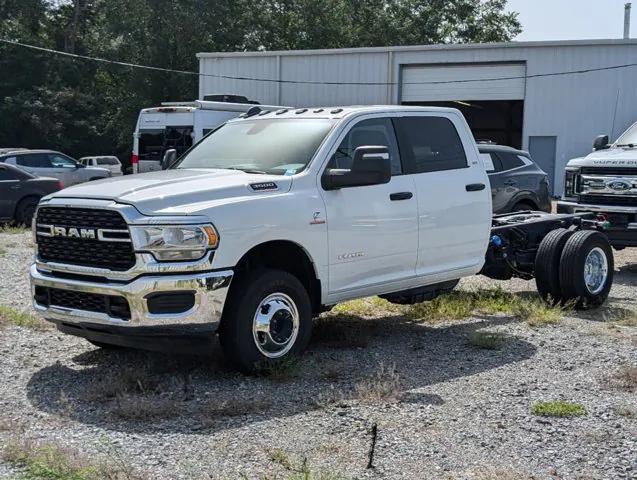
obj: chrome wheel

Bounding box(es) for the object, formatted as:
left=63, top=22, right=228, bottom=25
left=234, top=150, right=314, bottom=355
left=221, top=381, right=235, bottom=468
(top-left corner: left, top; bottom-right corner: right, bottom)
left=252, top=292, right=299, bottom=358
left=584, top=247, right=608, bottom=295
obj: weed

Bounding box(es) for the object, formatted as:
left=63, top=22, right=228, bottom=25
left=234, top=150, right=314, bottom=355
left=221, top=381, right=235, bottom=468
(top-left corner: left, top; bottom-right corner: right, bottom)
left=313, top=386, right=346, bottom=409
left=0, top=224, right=30, bottom=234
left=0, top=304, right=48, bottom=331
left=614, top=404, right=637, bottom=419
left=265, top=449, right=342, bottom=480
left=260, top=357, right=300, bottom=381
left=531, top=400, right=586, bottom=417
left=331, top=297, right=402, bottom=317
left=406, top=291, right=474, bottom=322
left=513, top=299, right=563, bottom=326
left=608, top=366, right=637, bottom=392
left=312, top=314, right=373, bottom=349
left=0, top=246, right=5, bottom=256
left=468, top=331, right=508, bottom=350
left=355, top=362, right=401, bottom=403
left=111, top=394, right=181, bottom=421
left=2, top=438, right=147, bottom=479
left=205, top=397, right=272, bottom=417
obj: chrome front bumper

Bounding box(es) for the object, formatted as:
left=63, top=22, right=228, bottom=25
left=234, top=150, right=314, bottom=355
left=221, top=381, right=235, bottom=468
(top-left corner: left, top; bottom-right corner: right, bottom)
left=30, top=264, right=233, bottom=331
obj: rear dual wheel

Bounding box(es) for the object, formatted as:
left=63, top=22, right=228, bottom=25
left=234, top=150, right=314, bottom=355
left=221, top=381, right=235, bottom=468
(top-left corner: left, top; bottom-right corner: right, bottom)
left=535, top=230, right=612, bottom=310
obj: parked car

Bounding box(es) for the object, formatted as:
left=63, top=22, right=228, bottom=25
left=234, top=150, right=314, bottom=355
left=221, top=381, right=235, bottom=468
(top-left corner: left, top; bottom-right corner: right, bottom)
left=0, top=148, right=27, bottom=155
left=0, top=163, right=62, bottom=225
left=0, top=150, right=110, bottom=186
left=557, top=121, right=637, bottom=249
left=478, top=144, right=551, bottom=214
left=30, top=106, right=613, bottom=372
left=79, top=156, right=123, bottom=176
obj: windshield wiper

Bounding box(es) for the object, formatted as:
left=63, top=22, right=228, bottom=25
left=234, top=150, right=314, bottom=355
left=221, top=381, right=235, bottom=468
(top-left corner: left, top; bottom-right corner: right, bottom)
left=224, top=166, right=268, bottom=174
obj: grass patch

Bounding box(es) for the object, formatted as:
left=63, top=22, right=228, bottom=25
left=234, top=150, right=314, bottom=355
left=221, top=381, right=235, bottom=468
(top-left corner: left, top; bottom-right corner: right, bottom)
left=405, top=287, right=565, bottom=326
left=266, top=449, right=342, bottom=480
left=2, top=438, right=146, bottom=480
left=0, top=224, right=30, bottom=234
left=331, top=296, right=402, bottom=317
left=205, top=397, right=272, bottom=417
left=0, top=304, right=48, bottom=331
left=608, top=366, right=637, bottom=392
left=468, top=331, right=508, bottom=350
left=532, top=400, right=587, bottom=417
left=312, top=314, right=376, bottom=349
left=259, top=357, right=301, bottom=381
left=355, top=362, right=401, bottom=403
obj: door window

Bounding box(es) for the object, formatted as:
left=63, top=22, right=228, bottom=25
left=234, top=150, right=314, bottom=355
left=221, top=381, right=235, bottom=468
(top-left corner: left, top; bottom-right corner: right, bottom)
left=0, top=167, right=21, bottom=180
left=97, top=157, right=119, bottom=166
left=328, top=118, right=402, bottom=175
left=16, top=154, right=52, bottom=168
left=497, top=152, right=525, bottom=171
left=394, top=116, right=467, bottom=174
left=49, top=154, right=77, bottom=168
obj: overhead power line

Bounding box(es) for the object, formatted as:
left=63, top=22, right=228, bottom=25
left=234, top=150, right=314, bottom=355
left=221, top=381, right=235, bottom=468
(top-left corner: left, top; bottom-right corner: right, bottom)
left=2, top=37, right=637, bottom=86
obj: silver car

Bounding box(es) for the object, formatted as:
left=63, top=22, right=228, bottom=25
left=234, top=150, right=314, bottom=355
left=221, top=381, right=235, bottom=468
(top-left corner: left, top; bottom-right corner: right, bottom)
left=0, top=150, right=110, bottom=187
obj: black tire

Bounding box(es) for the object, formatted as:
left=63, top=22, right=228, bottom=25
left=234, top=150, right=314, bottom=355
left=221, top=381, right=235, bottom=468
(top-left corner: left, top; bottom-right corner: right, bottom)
left=511, top=201, right=536, bottom=212
left=219, top=269, right=312, bottom=373
left=534, top=228, right=574, bottom=304
left=15, top=196, right=40, bottom=226
left=559, top=231, right=613, bottom=310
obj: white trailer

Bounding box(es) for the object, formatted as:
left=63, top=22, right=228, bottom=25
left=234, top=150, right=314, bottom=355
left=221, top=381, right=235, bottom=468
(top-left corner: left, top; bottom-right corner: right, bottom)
left=132, top=100, right=285, bottom=173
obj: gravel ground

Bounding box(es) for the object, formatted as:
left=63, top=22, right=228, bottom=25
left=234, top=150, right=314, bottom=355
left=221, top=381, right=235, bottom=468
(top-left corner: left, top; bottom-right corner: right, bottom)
left=0, top=229, right=635, bottom=479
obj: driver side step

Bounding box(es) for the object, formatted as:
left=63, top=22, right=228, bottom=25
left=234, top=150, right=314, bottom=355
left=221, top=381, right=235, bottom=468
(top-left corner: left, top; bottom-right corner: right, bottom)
left=379, top=279, right=460, bottom=305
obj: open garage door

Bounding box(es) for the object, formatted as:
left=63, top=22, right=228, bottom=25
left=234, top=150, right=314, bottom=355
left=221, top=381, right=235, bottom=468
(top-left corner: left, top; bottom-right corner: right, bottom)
left=401, top=63, right=526, bottom=149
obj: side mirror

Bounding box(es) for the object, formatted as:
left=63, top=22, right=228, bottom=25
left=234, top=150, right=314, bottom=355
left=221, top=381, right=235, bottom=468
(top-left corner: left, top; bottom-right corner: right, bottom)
left=161, top=149, right=177, bottom=170
left=593, top=134, right=610, bottom=151
left=322, top=146, right=391, bottom=190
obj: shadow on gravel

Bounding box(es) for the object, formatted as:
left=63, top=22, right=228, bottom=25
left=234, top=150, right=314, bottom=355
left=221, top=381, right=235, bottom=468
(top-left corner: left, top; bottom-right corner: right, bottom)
left=25, top=315, right=536, bottom=435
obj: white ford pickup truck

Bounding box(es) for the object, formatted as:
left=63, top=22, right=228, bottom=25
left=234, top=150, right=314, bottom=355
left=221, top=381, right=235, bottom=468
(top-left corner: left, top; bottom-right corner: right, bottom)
left=30, top=106, right=614, bottom=372
left=558, top=121, right=637, bottom=249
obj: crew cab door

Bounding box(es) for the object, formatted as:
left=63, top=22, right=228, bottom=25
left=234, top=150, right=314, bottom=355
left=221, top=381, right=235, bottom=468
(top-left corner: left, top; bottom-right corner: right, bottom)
left=393, top=113, right=491, bottom=279
left=319, top=116, right=418, bottom=297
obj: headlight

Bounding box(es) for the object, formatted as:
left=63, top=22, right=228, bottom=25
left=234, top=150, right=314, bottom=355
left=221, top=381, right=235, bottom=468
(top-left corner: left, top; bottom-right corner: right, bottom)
left=564, top=168, right=579, bottom=198
left=129, top=224, right=219, bottom=261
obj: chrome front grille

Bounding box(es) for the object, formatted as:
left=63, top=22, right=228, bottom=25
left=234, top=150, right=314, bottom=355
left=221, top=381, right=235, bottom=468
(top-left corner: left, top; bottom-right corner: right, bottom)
left=35, top=207, right=136, bottom=271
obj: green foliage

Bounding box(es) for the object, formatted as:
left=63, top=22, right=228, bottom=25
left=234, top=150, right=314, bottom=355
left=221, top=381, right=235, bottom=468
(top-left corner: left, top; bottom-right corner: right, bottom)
left=532, top=400, right=587, bottom=417
left=0, top=1, right=521, bottom=161
left=0, top=304, right=48, bottom=330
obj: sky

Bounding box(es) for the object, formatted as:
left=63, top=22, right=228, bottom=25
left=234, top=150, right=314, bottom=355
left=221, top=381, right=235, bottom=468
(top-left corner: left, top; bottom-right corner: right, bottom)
left=507, top=0, right=635, bottom=41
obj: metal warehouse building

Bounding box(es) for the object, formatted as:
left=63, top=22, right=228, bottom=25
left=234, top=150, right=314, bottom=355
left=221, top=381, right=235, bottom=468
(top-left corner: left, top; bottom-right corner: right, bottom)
left=197, top=39, right=637, bottom=194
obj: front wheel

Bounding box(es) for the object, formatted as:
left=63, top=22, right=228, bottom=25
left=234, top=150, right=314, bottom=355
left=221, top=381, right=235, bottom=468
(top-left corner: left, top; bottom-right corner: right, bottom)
left=219, top=269, right=312, bottom=373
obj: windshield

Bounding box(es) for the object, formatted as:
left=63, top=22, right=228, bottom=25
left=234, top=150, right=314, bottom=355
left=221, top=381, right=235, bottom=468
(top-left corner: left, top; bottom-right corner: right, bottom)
left=616, top=122, right=637, bottom=146
left=174, top=118, right=335, bottom=175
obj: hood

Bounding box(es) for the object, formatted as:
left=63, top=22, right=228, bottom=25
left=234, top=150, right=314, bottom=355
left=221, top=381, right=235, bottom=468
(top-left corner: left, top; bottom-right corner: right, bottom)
left=49, top=168, right=292, bottom=216
left=567, top=147, right=637, bottom=168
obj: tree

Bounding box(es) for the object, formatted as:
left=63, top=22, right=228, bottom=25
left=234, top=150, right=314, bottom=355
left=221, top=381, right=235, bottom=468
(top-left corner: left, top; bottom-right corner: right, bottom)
left=0, top=0, right=521, bottom=161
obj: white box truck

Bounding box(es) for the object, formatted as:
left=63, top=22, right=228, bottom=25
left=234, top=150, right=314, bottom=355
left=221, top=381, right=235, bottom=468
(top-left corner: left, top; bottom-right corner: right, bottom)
left=132, top=99, right=285, bottom=173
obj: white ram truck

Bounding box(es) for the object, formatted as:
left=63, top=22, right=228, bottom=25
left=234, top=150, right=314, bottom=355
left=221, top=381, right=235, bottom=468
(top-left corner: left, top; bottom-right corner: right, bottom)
left=558, top=121, right=637, bottom=249
left=30, top=106, right=614, bottom=372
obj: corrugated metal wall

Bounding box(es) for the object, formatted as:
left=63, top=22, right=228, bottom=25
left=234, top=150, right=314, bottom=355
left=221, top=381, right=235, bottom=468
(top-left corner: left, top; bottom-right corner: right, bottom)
left=198, top=41, right=637, bottom=194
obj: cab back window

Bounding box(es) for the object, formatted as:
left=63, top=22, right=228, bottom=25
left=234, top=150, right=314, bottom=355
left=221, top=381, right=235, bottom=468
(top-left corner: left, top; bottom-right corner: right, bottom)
left=394, top=117, right=467, bottom=174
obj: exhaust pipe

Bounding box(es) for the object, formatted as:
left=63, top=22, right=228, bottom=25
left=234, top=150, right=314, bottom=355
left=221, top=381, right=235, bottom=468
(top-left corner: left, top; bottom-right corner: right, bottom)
left=625, top=3, right=632, bottom=39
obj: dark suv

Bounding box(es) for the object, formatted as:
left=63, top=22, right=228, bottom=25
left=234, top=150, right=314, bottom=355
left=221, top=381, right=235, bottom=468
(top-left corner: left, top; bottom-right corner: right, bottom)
left=479, top=144, right=551, bottom=214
